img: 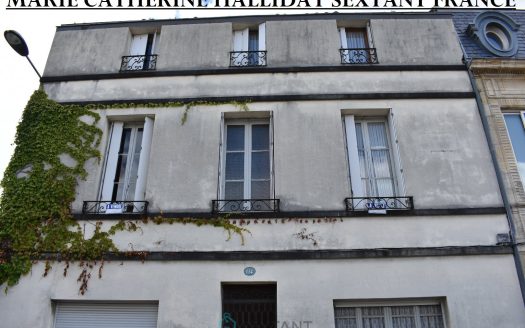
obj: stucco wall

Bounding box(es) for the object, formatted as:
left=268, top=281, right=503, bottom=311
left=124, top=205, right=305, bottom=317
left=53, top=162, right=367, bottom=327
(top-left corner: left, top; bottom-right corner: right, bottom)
left=370, top=19, right=464, bottom=65
left=266, top=20, right=341, bottom=67
left=43, top=71, right=472, bottom=102
left=42, top=16, right=464, bottom=76
left=43, top=28, right=130, bottom=76
left=68, top=96, right=501, bottom=214
left=156, top=23, right=232, bottom=70
left=74, top=214, right=508, bottom=252
left=0, top=256, right=523, bottom=328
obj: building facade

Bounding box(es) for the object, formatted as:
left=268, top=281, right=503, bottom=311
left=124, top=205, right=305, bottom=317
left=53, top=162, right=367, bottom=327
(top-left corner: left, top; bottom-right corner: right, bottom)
left=451, top=10, right=525, bottom=297
left=1, top=12, right=525, bottom=328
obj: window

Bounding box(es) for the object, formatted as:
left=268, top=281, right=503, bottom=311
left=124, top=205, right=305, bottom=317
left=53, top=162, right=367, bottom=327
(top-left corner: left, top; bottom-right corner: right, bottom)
left=334, top=302, right=446, bottom=328
left=223, top=121, right=271, bottom=200
left=466, top=12, right=519, bottom=57
left=230, top=23, right=266, bottom=67
left=344, top=115, right=411, bottom=212
left=221, top=284, right=276, bottom=328
left=345, top=117, right=396, bottom=197
left=121, top=32, right=159, bottom=71
left=97, top=117, right=154, bottom=214
left=214, top=119, right=277, bottom=213
left=338, top=26, right=378, bottom=64
left=503, top=113, right=525, bottom=185
left=54, top=302, right=158, bottom=328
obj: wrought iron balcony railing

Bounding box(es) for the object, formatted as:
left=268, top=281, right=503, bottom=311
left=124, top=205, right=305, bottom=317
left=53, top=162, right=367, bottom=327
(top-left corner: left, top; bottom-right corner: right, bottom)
left=120, top=55, right=158, bottom=72
left=230, top=51, right=267, bottom=67
left=345, top=196, right=414, bottom=212
left=212, top=199, right=280, bottom=213
left=339, top=48, right=378, bottom=64
left=82, top=201, right=149, bottom=215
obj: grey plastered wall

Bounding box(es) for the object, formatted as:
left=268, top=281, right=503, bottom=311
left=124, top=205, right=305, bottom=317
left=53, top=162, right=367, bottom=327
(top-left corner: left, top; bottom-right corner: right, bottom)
left=156, top=23, right=232, bottom=70
left=43, top=28, right=130, bottom=76
left=68, top=98, right=502, bottom=213
left=370, top=19, right=464, bottom=65
left=266, top=19, right=341, bottom=67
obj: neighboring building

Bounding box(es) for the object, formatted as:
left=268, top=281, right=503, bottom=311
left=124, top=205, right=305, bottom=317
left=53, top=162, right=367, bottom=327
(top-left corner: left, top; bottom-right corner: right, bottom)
left=451, top=8, right=525, bottom=300
left=1, top=12, right=525, bottom=328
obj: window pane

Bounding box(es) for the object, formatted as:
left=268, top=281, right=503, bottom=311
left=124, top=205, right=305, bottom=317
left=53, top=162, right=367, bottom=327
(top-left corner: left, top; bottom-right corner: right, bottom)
left=346, top=29, right=366, bottom=48
left=225, top=181, right=244, bottom=200
left=252, top=180, right=270, bottom=199
left=126, top=129, right=143, bottom=199
left=248, top=30, right=259, bottom=51
left=225, top=153, right=244, bottom=180
left=367, top=122, right=388, bottom=148
left=252, top=124, right=270, bottom=150
left=252, top=151, right=270, bottom=180
left=420, top=316, right=444, bottom=328
left=362, top=307, right=385, bottom=328
left=370, top=149, right=392, bottom=177
left=504, top=114, right=525, bottom=185
left=227, top=125, right=245, bottom=151
left=335, top=319, right=358, bottom=328
left=113, top=128, right=132, bottom=200
left=419, top=305, right=444, bottom=328
left=335, top=307, right=357, bottom=328
left=392, top=306, right=416, bottom=328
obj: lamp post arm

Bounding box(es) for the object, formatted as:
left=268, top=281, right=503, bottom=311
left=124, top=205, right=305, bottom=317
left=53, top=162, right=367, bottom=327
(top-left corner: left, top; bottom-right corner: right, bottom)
left=25, top=56, right=41, bottom=79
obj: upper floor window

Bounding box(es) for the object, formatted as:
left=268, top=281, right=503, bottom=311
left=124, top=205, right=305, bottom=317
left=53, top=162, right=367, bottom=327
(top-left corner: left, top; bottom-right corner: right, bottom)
left=230, top=23, right=267, bottom=67
left=344, top=114, right=412, bottom=212
left=84, top=117, right=154, bottom=215
left=467, top=12, right=520, bottom=57
left=120, top=32, right=159, bottom=71
left=338, top=26, right=378, bottom=64
left=334, top=301, right=446, bottom=328
left=503, top=112, right=525, bottom=186
left=213, top=118, right=278, bottom=213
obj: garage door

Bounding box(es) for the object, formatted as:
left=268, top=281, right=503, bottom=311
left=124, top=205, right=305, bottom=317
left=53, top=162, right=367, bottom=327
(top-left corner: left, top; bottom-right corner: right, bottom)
left=54, top=302, right=158, bottom=328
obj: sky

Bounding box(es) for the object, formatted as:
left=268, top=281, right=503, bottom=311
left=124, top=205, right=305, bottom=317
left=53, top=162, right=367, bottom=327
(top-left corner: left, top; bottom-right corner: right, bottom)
left=0, top=3, right=524, bottom=191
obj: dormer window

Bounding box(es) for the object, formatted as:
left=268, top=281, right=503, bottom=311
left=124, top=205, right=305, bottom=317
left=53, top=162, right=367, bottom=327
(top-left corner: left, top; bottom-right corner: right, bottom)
left=230, top=23, right=267, bottom=67
left=467, top=12, right=520, bottom=57
left=338, top=25, right=378, bottom=64
left=120, top=31, right=160, bottom=71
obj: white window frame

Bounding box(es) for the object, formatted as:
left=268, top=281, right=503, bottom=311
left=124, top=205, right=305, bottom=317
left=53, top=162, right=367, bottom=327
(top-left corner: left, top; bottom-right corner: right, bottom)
left=334, top=300, right=447, bottom=328
left=219, top=118, right=273, bottom=201
left=344, top=112, right=405, bottom=201
left=99, top=117, right=154, bottom=206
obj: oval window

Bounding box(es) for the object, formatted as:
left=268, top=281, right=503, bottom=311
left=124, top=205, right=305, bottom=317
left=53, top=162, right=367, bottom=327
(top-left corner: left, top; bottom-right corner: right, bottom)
left=485, top=23, right=511, bottom=51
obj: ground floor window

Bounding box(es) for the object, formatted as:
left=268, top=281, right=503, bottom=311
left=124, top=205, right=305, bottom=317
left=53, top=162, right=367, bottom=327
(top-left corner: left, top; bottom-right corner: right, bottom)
left=221, top=283, right=277, bottom=328
left=334, top=301, right=445, bottom=328
left=54, top=301, right=158, bottom=328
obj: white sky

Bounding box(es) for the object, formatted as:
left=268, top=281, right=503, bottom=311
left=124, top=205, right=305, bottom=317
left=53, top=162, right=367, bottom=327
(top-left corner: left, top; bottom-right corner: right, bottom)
left=0, top=3, right=523, bottom=190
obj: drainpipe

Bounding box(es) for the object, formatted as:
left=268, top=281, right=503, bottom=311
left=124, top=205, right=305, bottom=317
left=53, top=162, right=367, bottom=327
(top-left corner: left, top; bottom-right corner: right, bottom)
left=464, top=57, right=525, bottom=307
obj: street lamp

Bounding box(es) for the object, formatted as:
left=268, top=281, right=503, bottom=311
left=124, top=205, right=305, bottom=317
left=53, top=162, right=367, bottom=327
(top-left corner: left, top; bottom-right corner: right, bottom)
left=4, top=30, right=42, bottom=79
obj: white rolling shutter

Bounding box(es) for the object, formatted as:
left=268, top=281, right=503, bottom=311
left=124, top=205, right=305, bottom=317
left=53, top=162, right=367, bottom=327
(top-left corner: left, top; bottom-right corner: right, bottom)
left=54, top=302, right=158, bottom=328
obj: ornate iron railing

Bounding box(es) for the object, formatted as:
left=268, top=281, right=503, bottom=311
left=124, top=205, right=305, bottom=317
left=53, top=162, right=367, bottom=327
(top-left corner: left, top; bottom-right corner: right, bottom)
left=230, top=51, right=267, bottom=67
left=345, top=196, right=413, bottom=212
left=212, top=199, right=279, bottom=213
left=82, top=201, right=149, bottom=215
left=339, top=48, right=378, bottom=64
left=120, top=55, right=158, bottom=71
